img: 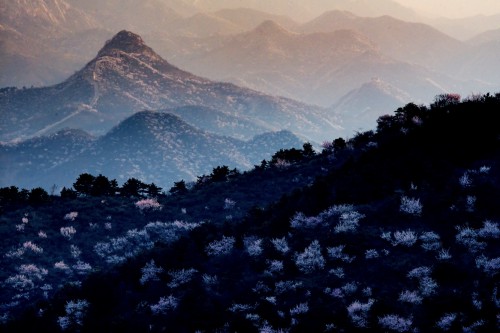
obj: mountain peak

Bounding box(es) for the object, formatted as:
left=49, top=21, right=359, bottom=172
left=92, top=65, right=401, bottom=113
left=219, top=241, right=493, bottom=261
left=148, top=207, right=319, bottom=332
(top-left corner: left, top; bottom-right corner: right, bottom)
left=253, top=20, right=291, bottom=36
left=98, top=30, right=147, bottom=56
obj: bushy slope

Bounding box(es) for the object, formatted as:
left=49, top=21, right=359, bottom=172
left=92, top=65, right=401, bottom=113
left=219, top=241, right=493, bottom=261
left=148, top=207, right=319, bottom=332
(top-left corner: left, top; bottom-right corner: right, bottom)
left=2, top=94, right=500, bottom=332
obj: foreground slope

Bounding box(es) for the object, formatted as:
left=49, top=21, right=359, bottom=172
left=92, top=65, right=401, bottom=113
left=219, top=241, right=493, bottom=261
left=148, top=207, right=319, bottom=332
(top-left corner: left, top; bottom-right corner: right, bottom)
left=2, top=93, right=500, bottom=332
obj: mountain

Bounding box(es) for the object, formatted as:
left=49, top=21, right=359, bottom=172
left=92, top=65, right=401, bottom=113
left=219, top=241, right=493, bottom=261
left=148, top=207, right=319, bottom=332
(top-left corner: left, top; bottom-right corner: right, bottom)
left=0, top=0, right=97, bottom=38
left=300, top=10, right=465, bottom=73
left=175, top=20, right=474, bottom=110
left=331, top=78, right=411, bottom=131
left=0, top=112, right=304, bottom=189
left=213, top=8, right=299, bottom=31
left=0, top=0, right=105, bottom=88
left=163, top=0, right=419, bottom=22
left=469, top=27, right=500, bottom=45
left=0, top=30, right=337, bottom=143
left=176, top=22, right=379, bottom=106
left=427, top=14, right=500, bottom=41
left=66, top=0, right=182, bottom=35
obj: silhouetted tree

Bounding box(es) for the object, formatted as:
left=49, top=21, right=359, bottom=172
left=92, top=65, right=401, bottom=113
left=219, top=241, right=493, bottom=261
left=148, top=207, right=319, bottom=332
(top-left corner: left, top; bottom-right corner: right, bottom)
left=302, top=142, right=315, bottom=157
left=147, top=183, right=162, bottom=197
left=271, top=148, right=303, bottom=164
left=73, top=173, right=96, bottom=196
left=28, top=187, right=49, bottom=205
left=170, top=180, right=187, bottom=195
left=211, top=166, right=230, bottom=182
left=91, top=174, right=110, bottom=196
left=121, top=178, right=148, bottom=197
left=333, top=138, right=347, bottom=151
left=0, top=186, right=21, bottom=204
left=60, top=187, right=78, bottom=199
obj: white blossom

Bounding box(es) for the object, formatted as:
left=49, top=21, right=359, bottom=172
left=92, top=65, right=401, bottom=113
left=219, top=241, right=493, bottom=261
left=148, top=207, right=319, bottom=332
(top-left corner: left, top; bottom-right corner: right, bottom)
left=436, top=248, right=452, bottom=260
left=478, top=220, right=500, bottom=239
left=60, top=226, right=76, bottom=240
left=21, top=241, right=43, bottom=254
left=378, top=314, right=413, bottom=332
left=150, top=295, right=178, bottom=314
left=70, top=245, right=81, bottom=258
left=63, top=212, right=78, bottom=221
left=140, top=260, right=164, bottom=285
left=168, top=268, right=197, bottom=288
left=58, top=299, right=89, bottom=330
left=436, top=313, right=457, bottom=331
left=135, top=198, right=162, bottom=211
left=267, top=260, right=284, bottom=273
left=205, top=236, right=235, bottom=256
left=224, top=198, right=236, bottom=210
left=347, top=299, right=374, bottom=327
left=244, top=237, right=263, bottom=257
left=398, top=290, right=422, bottom=304
left=459, top=173, right=472, bottom=187
left=365, top=249, right=379, bottom=259
left=392, top=230, right=418, bottom=247
left=290, top=302, right=309, bottom=316
left=271, top=237, right=290, bottom=254
left=400, top=196, right=422, bottom=216
left=295, top=240, right=325, bottom=273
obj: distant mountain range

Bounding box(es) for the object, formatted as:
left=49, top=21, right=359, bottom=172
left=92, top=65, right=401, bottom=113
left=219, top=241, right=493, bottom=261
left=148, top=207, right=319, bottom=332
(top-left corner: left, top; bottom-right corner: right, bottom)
left=0, top=112, right=303, bottom=189
left=0, top=30, right=337, bottom=143
left=2, top=1, right=499, bottom=115
left=0, top=30, right=333, bottom=189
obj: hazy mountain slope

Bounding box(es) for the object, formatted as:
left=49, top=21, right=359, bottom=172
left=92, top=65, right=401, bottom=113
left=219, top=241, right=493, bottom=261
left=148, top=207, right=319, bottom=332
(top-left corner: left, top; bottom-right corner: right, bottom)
left=0, top=0, right=97, bottom=38
left=300, top=10, right=465, bottom=72
left=331, top=78, right=412, bottom=131
left=427, top=14, right=500, bottom=41
left=167, top=0, right=419, bottom=22
left=0, top=30, right=337, bottom=143
left=213, top=8, right=299, bottom=31
left=0, top=112, right=304, bottom=189
left=177, top=21, right=471, bottom=108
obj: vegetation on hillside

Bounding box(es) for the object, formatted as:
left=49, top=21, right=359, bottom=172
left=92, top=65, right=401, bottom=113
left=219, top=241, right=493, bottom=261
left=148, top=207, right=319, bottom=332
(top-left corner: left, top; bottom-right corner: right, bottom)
left=1, top=93, right=500, bottom=332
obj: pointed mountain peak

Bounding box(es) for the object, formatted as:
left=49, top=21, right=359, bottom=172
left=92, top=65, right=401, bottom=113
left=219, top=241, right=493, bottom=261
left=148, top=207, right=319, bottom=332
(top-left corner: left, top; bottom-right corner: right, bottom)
left=253, top=20, right=291, bottom=36
left=98, top=30, right=148, bottom=56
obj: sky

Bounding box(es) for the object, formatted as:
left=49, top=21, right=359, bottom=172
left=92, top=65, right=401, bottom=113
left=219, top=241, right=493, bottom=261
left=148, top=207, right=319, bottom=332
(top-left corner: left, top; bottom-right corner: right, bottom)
left=396, top=0, right=500, bottom=18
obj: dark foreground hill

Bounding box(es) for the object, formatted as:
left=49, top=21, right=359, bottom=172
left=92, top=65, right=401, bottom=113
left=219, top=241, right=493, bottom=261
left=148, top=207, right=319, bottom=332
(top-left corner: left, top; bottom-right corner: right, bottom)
left=1, top=93, right=500, bottom=332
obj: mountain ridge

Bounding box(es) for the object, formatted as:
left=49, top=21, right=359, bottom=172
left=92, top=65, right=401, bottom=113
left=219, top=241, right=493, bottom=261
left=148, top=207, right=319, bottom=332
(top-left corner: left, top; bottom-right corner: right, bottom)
left=0, top=30, right=338, bottom=143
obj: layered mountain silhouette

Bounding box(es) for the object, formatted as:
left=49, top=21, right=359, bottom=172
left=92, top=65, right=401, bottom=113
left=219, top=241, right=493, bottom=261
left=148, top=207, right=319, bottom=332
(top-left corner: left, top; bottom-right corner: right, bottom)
left=177, top=19, right=478, bottom=108
left=0, top=30, right=337, bottom=143
left=0, top=111, right=303, bottom=189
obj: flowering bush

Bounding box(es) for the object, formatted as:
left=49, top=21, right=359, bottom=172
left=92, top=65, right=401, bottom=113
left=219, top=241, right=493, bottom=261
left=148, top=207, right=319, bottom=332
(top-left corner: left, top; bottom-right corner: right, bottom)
left=295, top=240, right=325, bottom=273
left=400, top=196, right=422, bottom=216
left=271, top=237, right=290, bottom=254
left=60, top=226, right=76, bottom=240
left=391, top=230, right=418, bottom=247
left=63, top=212, right=78, bottom=221
left=135, top=198, right=162, bottom=211
left=205, top=236, right=235, bottom=256
left=150, top=295, right=178, bottom=315
left=378, top=314, right=413, bottom=332
left=140, top=260, right=164, bottom=285
left=57, top=299, right=89, bottom=330
left=167, top=268, right=197, bottom=288
left=244, top=237, right=263, bottom=257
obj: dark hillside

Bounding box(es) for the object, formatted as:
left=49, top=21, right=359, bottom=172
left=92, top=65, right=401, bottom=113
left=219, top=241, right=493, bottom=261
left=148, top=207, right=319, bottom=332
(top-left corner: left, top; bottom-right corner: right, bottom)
left=2, top=93, right=500, bottom=332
